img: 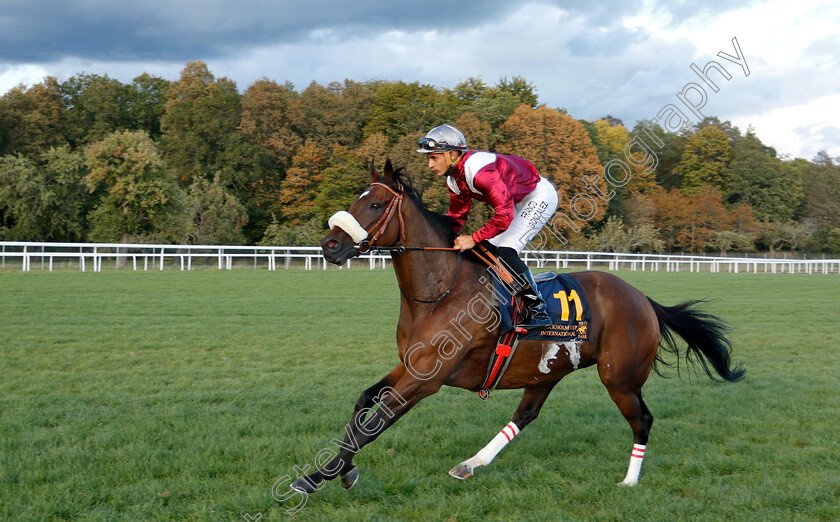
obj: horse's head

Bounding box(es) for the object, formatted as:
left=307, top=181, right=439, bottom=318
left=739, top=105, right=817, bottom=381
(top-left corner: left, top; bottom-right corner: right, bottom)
left=321, top=160, right=406, bottom=265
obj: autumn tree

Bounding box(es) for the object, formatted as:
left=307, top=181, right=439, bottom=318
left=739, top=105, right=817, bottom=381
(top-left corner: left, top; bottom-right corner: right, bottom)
left=682, top=187, right=735, bottom=252
left=621, top=192, right=657, bottom=229
left=351, top=132, right=391, bottom=167
left=0, top=78, right=66, bottom=159
left=84, top=130, right=187, bottom=243
left=592, top=118, right=659, bottom=220
left=453, top=111, right=494, bottom=151
left=500, top=105, right=607, bottom=242
left=651, top=188, right=689, bottom=250
left=275, top=141, right=328, bottom=224
left=653, top=186, right=738, bottom=252
left=239, top=78, right=301, bottom=170
left=311, top=146, right=371, bottom=224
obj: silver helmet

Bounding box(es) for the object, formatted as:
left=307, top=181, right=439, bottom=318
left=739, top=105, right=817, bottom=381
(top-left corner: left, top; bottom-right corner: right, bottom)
left=416, top=124, right=468, bottom=154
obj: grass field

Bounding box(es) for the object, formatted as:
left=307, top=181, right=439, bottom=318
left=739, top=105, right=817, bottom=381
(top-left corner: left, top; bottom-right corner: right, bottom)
left=1, top=268, right=839, bottom=521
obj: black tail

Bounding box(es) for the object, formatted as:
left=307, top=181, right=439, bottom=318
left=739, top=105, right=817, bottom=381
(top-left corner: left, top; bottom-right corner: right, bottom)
left=647, top=298, right=745, bottom=383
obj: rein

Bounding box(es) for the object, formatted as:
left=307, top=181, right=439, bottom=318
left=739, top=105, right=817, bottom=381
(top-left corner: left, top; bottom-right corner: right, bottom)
left=397, top=251, right=461, bottom=312
left=357, top=182, right=460, bottom=311
left=345, top=182, right=514, bottom=311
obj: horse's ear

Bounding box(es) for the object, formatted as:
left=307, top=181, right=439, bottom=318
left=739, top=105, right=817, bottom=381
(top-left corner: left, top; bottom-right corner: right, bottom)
left=370, top=159, right=381, bottom=183
left=383, top=158, right=395, bottom=185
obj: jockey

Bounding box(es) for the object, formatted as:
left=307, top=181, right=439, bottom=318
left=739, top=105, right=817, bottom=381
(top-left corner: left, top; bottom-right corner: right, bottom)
left=417, top=124, right=559, bottom=328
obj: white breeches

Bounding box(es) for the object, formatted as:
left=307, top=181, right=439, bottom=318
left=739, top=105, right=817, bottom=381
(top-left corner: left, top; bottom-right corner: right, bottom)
left=489, top=176, right=558, bottom=253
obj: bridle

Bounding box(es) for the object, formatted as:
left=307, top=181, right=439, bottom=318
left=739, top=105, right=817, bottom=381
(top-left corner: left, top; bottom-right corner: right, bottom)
left=356, top=182, right=407, bottom=254
left=356, top=182, right=461, bottom=254
left=331, top=180, right=515, bottom=310
left=353, top=182, right=460, bottom=311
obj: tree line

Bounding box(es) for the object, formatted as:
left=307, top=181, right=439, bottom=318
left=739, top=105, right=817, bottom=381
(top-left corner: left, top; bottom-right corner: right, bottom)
left=1, top=61, right=838, bottom=255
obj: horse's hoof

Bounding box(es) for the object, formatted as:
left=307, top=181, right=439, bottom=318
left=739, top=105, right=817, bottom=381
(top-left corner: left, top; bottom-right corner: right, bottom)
left=290, top=477, right=318, bottom=494
left=617, top=480, right=638, bottom=487
left=341, top=466, right=359, bottom=490
left=448, top=463, right=473, bottom=480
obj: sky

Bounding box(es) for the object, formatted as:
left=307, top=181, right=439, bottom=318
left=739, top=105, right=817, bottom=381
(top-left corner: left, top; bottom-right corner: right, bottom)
left=1, top=0, right=838, bottom=161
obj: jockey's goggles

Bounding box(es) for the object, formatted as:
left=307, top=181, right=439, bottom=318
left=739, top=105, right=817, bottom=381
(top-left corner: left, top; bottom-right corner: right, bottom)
left=417, top=137, right=447, bottom=153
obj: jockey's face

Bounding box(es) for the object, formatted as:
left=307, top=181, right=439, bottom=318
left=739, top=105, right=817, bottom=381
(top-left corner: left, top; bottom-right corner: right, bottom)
left=427, top=151, right=458, bottom=176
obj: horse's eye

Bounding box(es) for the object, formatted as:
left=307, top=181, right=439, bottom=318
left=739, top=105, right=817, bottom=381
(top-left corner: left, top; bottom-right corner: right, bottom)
left=370, top=202, right=382, bottom=210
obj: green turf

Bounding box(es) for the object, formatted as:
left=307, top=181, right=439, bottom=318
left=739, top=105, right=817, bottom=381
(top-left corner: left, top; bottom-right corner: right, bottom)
left=1, top=268, right=838, bottom=521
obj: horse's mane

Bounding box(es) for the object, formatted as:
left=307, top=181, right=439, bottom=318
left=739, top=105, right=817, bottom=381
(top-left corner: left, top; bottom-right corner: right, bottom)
left=391, top=166, right=459, bottom=245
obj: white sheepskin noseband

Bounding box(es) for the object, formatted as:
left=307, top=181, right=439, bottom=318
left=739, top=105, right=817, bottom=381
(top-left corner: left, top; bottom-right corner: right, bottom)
left=328, top=211, right=369, bottom=243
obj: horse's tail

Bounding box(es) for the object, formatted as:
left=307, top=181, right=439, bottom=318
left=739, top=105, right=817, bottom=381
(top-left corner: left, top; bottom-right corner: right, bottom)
left=647, top=298, right=745, bottom=383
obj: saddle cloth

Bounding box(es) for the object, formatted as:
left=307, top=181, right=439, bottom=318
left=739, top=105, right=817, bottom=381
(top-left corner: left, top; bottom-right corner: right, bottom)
left=478, top=271, right=591, bottom=399
left=494, top=271, right=591, bottom=342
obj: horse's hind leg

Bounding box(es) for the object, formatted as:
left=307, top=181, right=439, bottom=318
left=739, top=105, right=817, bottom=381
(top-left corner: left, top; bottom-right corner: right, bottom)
left=449, top=384, right=557, bottom=480
left=604, top=384, right=654, bottom=486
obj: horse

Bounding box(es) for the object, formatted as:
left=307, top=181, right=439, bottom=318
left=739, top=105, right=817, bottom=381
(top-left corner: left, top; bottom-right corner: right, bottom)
left=290, top=160, right=744, bottom=496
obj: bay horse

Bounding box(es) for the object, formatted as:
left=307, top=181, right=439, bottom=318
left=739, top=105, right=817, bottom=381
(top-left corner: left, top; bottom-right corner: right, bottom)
left=291, top=160, right=744, bottom=497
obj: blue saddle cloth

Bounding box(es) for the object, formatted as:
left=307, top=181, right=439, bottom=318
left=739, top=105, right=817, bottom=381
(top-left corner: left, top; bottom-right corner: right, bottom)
left=494, top=271, right=591, bottom=342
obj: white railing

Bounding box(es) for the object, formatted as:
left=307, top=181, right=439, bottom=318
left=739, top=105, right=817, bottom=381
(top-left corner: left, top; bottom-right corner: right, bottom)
left=521, top=250, right=840, bottom=275
left=1, top=241, right=838, bottom=274
left=0, top=242, right=391, bottom=272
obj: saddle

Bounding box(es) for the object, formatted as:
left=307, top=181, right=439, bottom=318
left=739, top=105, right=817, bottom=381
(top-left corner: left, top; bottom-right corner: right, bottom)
left=477, top=271, right=591, bottom=399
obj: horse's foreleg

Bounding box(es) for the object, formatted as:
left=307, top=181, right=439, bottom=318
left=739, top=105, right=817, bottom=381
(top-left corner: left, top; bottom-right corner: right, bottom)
left=450, top=384, right=557, bottom=480
left=353, top=364, right=407, bottom=415
left=337, top=364, right=407, bottom=489
left=291, top=365, right=441, bottom=494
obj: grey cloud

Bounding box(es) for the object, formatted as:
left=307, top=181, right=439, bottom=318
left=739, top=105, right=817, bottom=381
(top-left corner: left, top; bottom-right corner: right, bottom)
left=2, top=0, right=746, bottom=64
left=0, top=0, right=517, bottom=63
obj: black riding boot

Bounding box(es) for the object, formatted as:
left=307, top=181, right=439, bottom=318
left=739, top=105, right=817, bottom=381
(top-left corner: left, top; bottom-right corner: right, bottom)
left=494, top=246, right=552, bottom=328
left=516, top=269, right=552, bottom=328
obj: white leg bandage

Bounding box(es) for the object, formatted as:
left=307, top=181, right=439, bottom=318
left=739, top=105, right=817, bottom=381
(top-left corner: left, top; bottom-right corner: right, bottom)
left=467, top=422, right=520, bottom=468
left=328, top=211, right=368, bottom=243
left=619, top=444, right=646, bottom=486
left=449, top=422, right=521, bottom=480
